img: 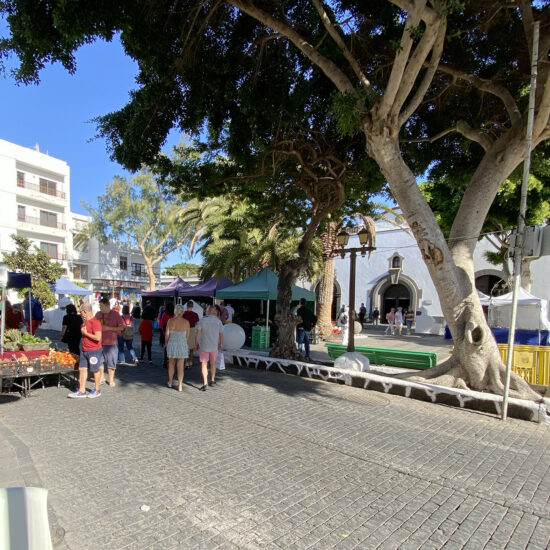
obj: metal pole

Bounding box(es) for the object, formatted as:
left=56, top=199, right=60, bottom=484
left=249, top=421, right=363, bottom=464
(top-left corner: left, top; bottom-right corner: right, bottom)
left=266, top=300, right=270, bottom=330
left=502, top=21, right=539, bottom=421
left=348, top=250, right=357, bottom=353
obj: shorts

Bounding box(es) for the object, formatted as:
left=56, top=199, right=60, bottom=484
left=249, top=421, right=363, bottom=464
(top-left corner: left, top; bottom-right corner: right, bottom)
left=199, top=350, right=219, bottom=363
left=102, top=344, right=118, bottom=370
left=79, top=349, right=103, bottom=372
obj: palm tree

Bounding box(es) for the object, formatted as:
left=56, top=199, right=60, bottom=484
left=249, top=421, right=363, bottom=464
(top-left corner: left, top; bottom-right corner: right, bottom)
left=315, top=205, right=407, bottom=338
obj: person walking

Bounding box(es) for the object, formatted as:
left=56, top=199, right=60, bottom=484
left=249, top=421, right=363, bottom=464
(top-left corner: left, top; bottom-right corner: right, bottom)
left=139, top=316, right=153, bottom=363
left=95, top=297, right=124, bottom=387
left=384, top=308, right=396, bottom=335
left=131, top=302, right=141, bottom=333
left=60, top=303, right=83, bottom=357
left=358, top=303, right=367, bottom=326
left=405, top=306, right=415, bottom=335
left=195, top=306, right=224, bottom=391
left=141, top=300, right=156, bottom=321
left=394, top=307, right=404, bottom=336
left=182, top=301, right=200, bottom=369
left=68, top=303, right=102, bottom=399
left=23, top=291, right=43, bottom=335
left=337, top=305, right=350, bottom=346
left=296, top=298, right=316, bottom=359
left=165, top=304, right=190, bottom=392
left=372, top=307, right=380, bottom=326
left=158, top=302, right=175, bottom=368
left=224, top=302, right=235, bottom=324
left=119, top=305, right=138, bottom=364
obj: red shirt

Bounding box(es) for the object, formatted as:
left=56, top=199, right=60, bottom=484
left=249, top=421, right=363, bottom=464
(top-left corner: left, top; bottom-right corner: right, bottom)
left=95, top=310, right=123, bottom=346
left=139, top=319, right=153, bottom=341
left=159, top=313, right=174, bottom=329
left=82, top=318, right=102, bottom=351
left=182, top=310, right=200, bottom=328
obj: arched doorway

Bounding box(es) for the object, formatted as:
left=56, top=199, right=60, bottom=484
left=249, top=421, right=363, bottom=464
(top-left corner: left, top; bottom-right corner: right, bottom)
left=475, top=274, right=509, bottom=297
left=382, top=284, right=410, bottom=322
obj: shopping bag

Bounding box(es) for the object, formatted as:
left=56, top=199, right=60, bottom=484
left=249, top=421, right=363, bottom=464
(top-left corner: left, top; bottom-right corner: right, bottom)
left=215, top=351, right=225, bottom=370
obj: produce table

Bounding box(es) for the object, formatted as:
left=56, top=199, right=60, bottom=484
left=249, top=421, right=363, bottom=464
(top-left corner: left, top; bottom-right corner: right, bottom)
left=0, top=350, right=78, bottom=397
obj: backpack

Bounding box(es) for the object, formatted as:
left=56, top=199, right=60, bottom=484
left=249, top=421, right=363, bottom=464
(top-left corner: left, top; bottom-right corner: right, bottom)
left=32, top=299, right=43, bottom=321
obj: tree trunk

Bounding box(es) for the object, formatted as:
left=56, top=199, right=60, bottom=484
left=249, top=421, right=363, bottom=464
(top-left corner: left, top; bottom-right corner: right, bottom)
left=270, top=262, right=301, bottom=359
left=144, top=258, right=156, bottom=291
left=367, top=133, right=540, bottom=401
left=316, top=255, right=335, bottom=337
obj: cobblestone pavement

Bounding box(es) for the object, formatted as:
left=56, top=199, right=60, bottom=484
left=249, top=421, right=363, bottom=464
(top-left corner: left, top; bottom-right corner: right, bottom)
left=1, top=332, right=549, bottom=549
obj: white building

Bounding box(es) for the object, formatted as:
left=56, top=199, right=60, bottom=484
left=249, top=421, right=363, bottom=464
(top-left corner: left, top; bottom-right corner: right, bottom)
left=0, top=138, right=161, bottom=300
left=326, top=221, right=550, bottom=334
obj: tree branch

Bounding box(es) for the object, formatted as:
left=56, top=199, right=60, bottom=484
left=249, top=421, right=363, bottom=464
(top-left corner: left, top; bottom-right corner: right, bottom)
left=227, top=0, right=357, bottom=96
left=455, top=120, right=493, bottom=151
left=310, top=0, right=371, bottom=90
left=398, top=17, right=446, bottom=126
left=437, top=64, right=521, bottom=123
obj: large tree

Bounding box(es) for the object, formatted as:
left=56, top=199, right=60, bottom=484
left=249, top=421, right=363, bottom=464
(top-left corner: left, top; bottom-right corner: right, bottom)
left=3, top=1, right=549, bottom=398
left=2, top=235, right=64, bottom=307
left=82, top=169, right=191, bottom=290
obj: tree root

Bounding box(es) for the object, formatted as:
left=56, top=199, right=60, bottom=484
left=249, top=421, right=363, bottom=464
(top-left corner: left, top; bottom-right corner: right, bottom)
left=391, top=356, right=541, bottom=401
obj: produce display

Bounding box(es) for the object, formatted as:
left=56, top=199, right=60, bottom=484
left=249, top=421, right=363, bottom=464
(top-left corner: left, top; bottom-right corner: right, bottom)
left=3, top=329, right=50, bottom=351
left=0, top=347, right=78, bottom=378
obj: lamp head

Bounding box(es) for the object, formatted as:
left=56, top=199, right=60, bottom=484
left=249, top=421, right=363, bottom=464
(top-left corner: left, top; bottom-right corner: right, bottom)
left=336, top=229, right=349, bottom=247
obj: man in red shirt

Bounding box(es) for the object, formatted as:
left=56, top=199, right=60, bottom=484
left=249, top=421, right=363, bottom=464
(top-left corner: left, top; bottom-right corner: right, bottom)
left=95, top=298, right=124, bottom=387
left=182, top=301, right=200, bottom=368
left=68, top=303, right=103, bottom=398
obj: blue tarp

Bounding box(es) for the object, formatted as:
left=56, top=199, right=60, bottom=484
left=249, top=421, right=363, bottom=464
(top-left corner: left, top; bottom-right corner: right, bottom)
left=178, top=277, right=233, bottom=298
left=52, top=277, right=93, bottom=295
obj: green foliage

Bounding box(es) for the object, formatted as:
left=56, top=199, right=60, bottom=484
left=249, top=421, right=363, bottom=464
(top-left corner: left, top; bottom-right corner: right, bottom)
left=2, top=235, right=63, bottom=307
left=162, top=263, right=201, bottom=276
left=331, top=90, right=368, bottom=137
left=83, top=168, right=193, bottom=288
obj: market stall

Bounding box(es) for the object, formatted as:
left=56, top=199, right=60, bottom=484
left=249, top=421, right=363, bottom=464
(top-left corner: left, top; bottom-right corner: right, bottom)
left=0, top=269, right=78, bottom=396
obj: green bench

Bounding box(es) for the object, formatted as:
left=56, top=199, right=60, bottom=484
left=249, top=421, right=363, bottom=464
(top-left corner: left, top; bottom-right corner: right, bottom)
left=325, top=343, right=437, bottom=370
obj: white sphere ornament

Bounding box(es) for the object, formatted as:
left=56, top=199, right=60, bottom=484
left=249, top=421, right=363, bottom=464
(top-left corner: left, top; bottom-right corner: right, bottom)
left=354, top=321, right=363, bottom=334
left=334, top=352, right=370, bottom=372
left=223, top=323, right=246, bottom=350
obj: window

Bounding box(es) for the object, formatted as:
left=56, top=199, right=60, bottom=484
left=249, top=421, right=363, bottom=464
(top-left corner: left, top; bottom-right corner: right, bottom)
left=72, top=264, right=88, bottom=280
left=40, top=242, right=58, bottom=259
left=120, top=256, right=128, bottom=270
left=392, top=256, right=402, bottom=268
left=40, top=210, right=57, bottom=228
left=132, top=263, right=145, bottom=276
left=17, top=171, right=25, bottom=187
left=17, top=205, right=25, bottom=222
left=39, top=177, right=57, bottom=197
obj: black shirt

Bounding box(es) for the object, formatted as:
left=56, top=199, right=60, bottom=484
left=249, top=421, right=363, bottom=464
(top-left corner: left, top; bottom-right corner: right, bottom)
left=62, top=313, right=83, bottom=343
left=296, top=306, right=315, bottom=331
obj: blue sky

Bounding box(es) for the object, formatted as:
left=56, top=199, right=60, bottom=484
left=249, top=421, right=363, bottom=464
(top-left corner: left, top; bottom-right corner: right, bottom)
left=0, top=37, right=193, bottom=266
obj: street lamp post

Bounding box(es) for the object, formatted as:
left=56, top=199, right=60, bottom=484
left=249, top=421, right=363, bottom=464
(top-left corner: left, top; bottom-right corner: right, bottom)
left=333, top=227, right=375, bottom=353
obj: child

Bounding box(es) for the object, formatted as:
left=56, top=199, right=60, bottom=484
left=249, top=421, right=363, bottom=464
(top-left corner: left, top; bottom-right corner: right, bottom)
left=139, top=318, right=153, bottom=363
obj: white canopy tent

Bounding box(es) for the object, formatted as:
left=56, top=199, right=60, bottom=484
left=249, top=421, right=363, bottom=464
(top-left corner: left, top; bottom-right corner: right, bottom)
left=488, top=287, right=550, bottom=331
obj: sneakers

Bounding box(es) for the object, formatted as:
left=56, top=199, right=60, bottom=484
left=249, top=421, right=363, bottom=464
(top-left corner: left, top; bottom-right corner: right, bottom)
left=68, top=390, right=87, bottom=399
left=208, top=380, right=216, bottom=387
left=88, top=389, right=101, bottom=398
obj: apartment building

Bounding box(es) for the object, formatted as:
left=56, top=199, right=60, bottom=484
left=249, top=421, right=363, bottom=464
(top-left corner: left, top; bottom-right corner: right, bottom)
left=0, top=139, right=161, bottom=298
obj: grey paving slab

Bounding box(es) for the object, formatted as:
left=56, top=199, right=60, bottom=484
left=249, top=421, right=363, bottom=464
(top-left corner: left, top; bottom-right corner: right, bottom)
left=0, top=329, right=549, bottom=549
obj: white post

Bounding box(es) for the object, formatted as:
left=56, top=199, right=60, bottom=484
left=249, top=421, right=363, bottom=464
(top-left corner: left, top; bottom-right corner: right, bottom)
left=502, top=21, right=539, bottom=421
left=266, top=300, right=270, bottom=329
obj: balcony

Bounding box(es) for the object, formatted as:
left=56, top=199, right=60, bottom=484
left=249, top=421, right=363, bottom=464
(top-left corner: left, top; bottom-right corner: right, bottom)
left=17, top=179, right=66, bottom=200
left=131, top=270, right=148, bottom=278
left=17, top=214, right=66, bottom=231
left=44, top=252, right=66, bottom=261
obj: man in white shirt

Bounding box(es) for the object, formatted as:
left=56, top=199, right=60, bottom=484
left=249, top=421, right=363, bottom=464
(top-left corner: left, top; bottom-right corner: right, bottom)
left=195, top=306, right=224, bottom=391
left=224, top=303, right=235, bottom=323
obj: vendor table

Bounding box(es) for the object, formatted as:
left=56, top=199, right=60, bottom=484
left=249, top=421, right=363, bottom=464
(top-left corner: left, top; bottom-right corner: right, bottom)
left=0, top=351, right=78, bottom=397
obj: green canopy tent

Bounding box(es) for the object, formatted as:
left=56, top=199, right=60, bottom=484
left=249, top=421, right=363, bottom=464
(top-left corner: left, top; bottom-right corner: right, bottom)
left=216, top=267, right=316, bottom=328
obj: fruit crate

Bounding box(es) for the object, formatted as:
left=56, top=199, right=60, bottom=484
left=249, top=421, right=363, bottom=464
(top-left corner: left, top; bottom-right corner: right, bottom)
left=18, top=343, right=51, bottom=352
